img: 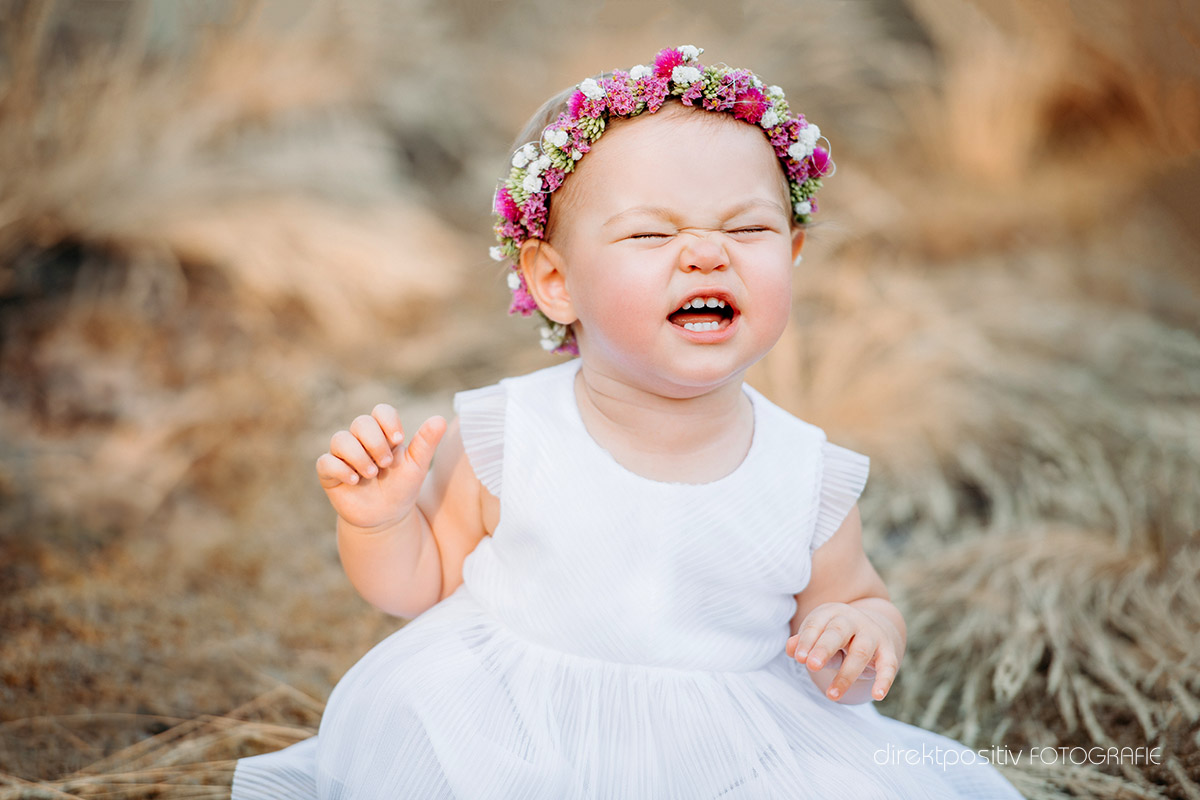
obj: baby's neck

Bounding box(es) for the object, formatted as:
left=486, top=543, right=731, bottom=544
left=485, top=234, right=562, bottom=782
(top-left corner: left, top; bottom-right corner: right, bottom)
left=572, top=364, right=755, bottom=484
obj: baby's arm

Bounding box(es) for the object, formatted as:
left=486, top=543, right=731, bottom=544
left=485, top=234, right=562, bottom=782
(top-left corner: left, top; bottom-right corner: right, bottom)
left=316, top=406, right=492, bottom=618
left=786, top=504, right=906, bottom=704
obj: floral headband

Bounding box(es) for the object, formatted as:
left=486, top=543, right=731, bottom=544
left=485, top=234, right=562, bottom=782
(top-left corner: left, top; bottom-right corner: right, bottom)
left=490, top=45, right=834, bottom=355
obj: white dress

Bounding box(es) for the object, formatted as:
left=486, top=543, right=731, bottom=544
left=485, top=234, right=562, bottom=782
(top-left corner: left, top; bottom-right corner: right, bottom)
left=233, top=358, right=1024, bottom=799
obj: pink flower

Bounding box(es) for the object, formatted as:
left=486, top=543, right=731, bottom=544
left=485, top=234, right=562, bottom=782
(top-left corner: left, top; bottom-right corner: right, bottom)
left=653, top=48, right=684, bottom=78
left=494, top=187, right=520, bottom=222
left=768, top=116, right=801, bottom=152
left=569, top=90, right=606, bottom=119
left=542, top=167, right=566, bottom=192
left=508, top=286, right=539, bottom=316
left=680, top=80, right=705, bottom=105
left=732, top=87, right=767, bottom=124
left=601, top=73, right=637, bottom=115
left=567, top=90, right=587, bottom=120
left=569, top=130, right=593, bottom=155
left=810, top=145, right=832, bottom=176
left=637, top=76, right=670, bottom=112
left=496, top=220, right=526, bottom=246
left=522, top=193, right=548, bottom=239
left=554, top=338, right=580, bottom=356
left=701, top=74, right=737, bottom=112
left=729, top=70, right=754, bottom=94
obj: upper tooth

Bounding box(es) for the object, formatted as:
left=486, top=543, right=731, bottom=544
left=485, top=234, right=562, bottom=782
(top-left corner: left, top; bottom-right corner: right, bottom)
left=717, top=300, right=726, bottom=308
left=705, top=298, right=719, bottom=308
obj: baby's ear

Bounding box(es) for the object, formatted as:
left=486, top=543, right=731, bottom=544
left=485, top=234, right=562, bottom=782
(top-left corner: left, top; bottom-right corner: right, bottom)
left=519, top=239, right=577, bottom=325
left=791, top=226, right=807, bottom=264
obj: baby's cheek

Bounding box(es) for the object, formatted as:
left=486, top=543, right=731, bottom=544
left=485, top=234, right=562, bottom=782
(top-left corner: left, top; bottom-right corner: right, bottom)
left=758, top=276, right=794, bottom=332
left=596, top=289, right=657, bottom=334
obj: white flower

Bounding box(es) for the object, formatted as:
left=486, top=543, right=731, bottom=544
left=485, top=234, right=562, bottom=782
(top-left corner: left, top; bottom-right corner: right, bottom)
left=671, top=65, right=702, bottom=86
left=678, top=45, right=702, bottom=61
left=490, top=246, right=506, bottom=262
left=788, top=125, right=821, bottom=161
left=767, top=84, right=785, bottom=99
left=794, top=200, right=812, bottom=216
left=579, top=78, right=605, bottom=100
left=507, top=270, right=522, bottom=289
left=629, top=64, right=651, bottom=81
left=759, top=109, right=780, bottom=129
left=751, top=76, right=763, bottom=88
left=571, top=149, right=582, bottom=160
left=538, top=325, right=561, bottom=350
left=544, top=129, right=569, bottom=148
left=531, top=155, right=551, bottom=173
left=512, top=150, right=530, bottom=168
left=522, top=173, right=543, bottom=193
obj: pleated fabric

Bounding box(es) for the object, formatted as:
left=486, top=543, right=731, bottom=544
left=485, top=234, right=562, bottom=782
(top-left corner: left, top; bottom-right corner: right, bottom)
left=233, top=358, right=1023, bottom=799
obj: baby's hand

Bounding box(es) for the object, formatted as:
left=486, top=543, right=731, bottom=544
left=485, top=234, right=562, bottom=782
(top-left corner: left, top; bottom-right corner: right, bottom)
left=786, top=602, right=901, bottom=703
left=315, top=404, right=447, bottom=532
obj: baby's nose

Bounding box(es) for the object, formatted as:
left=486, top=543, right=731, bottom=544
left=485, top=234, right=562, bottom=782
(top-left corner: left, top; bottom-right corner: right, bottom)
left=678, top=229, right=729, bottom=272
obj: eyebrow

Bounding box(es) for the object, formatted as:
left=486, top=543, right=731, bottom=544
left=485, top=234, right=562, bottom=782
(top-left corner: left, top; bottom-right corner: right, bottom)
left=601, top=198, right=788, bottom=229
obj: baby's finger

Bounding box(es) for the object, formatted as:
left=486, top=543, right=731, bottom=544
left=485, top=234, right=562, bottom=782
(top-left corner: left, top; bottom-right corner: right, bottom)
left=329, top=429, right=378, bottom=479
left=870, top=649, right=900, bottom=701
left=790, top=605, right=837, bottom=663
left=805, top=618, right=854, bottom=670
left=316, top=452, right=360, bottom=489
left=398, top=415, right=448, bottom=477
left=372, top=404, right=405, bottom=450
left=828, top=639, right=875, bottom=701
left=350, top=414, right=394, bottom=469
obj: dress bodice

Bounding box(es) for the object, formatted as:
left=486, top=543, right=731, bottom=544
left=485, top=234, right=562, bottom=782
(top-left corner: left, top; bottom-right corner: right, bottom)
left=453, top=358, right=869, bottom=673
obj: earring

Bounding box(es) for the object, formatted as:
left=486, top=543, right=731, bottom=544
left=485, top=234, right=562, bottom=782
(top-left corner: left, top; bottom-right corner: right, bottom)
left=794, top=254, right=803, bottom=265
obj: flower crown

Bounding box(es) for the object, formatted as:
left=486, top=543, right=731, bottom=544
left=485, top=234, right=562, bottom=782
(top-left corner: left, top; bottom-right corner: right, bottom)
left=490, top=45, right=834, bottom=355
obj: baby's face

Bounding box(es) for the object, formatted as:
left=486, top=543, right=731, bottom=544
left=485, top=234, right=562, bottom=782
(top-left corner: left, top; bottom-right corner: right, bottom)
left=539, top=105, right=800, bottom=395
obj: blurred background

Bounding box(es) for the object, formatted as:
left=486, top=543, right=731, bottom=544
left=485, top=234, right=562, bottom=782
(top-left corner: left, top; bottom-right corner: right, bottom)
left=0, top=0, right=1198, bottom=796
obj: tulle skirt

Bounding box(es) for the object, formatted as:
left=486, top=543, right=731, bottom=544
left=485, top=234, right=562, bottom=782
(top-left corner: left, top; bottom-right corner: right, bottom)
left=233, top=585, right=1023, bottom=800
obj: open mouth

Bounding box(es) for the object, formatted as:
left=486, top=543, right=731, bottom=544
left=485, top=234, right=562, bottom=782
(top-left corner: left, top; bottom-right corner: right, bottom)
left=667, top=294, right=737, bottom=332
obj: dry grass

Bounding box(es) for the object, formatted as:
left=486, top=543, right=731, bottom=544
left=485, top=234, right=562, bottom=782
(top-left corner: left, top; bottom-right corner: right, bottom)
left=0, top=685, right=320, bottom=798
left=2, top=0, right=1199, bottom=797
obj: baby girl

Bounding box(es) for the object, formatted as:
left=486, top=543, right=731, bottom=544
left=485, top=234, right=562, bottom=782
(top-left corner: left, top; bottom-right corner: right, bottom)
left=233, top=45, right=1025, bottom=800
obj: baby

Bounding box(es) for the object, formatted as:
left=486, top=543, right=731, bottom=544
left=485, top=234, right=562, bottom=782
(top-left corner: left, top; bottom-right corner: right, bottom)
left=234, top=46, right=1024, bottom=800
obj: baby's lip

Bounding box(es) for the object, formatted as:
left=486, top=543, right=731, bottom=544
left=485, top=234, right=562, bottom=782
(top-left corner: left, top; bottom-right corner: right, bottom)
left=668, top=289, right=739, bottom=316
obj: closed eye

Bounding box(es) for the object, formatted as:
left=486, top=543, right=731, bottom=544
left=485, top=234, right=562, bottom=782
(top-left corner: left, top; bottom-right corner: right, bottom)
left=630, top=232, right=671, bottom=239
left=730, top=226, right=770, bottom=234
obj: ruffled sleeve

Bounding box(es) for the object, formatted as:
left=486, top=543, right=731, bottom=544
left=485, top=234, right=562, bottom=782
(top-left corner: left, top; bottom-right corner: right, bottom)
left=811, top=439, right=871, bottom=552
left=451, top=381, right=506, bottom=498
